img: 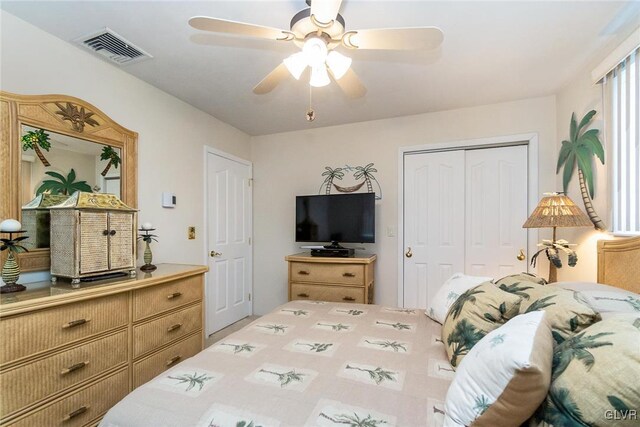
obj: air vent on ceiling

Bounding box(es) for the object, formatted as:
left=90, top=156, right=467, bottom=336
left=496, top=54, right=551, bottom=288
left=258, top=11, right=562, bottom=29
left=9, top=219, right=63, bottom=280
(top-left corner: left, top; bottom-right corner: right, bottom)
left=74, top=28, right=152, bottom=66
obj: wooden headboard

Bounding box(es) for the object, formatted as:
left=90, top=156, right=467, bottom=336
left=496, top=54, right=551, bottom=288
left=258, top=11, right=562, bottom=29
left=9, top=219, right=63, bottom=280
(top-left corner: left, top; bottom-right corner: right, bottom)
left=597, top=236, right=640, bottom=293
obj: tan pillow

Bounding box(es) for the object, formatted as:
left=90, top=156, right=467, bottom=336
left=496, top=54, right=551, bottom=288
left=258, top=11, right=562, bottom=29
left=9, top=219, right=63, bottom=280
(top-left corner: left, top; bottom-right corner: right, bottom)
left=495, top=272, right=548, bottom=287
left=442, top=281, right=522, bottom=367
left=494, top=280, right=600, bottom=344
left=444, top=311, right=553, bottom=426
left=533, top=314, right=640, bottom=426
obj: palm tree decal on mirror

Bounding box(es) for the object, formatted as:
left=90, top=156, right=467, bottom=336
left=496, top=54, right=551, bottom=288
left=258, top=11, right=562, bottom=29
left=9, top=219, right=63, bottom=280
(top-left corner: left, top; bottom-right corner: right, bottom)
left=557, top=110, right=606, bottom=230
left=36, top=169, right=93, bottom=195
left=258, top=368, right=305, bottom=387
left=319, top=164, right=382, bottom=199
left=318, top=412, right=388, bottom=426
left=21, top=129, right=52, bottom=167
left=551, top=331, right=613, bottom=381
left=100, top=146, right=121, bottom=176
left=345, top=364, right=397, bottom=385
left=167, top=372, right=214, bottom=392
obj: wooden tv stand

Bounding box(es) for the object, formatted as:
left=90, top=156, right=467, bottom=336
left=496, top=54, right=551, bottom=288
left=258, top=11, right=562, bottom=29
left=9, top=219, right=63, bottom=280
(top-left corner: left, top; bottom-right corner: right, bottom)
left=285, top=253, right=376, bottom=304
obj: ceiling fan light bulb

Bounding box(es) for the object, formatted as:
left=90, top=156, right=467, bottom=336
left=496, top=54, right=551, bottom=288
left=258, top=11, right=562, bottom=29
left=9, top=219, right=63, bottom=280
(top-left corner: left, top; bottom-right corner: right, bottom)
left=303, top=37, right=328, bottom=68
left=283, top=52, right=307, bottom=80
left=309, top=65, right=330, bottom=87
left=326, top=51, right=352, bottom=80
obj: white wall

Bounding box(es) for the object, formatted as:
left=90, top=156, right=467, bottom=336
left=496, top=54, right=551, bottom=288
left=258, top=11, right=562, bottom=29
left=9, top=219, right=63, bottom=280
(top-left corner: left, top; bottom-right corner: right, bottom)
left=0, top=11, right=251, bottom=279
left=251, top=96, right=557, bottom=314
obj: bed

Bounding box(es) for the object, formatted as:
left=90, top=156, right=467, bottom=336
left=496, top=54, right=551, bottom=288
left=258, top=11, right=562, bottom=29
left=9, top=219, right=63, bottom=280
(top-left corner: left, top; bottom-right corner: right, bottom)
left=101, top=236, right=640, bottom=427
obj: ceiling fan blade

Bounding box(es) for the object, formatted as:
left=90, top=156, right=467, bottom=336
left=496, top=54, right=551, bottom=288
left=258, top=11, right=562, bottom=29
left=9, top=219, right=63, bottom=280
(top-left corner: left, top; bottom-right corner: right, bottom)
left=189, top=16, right=293, bottom=41
left=310, top=0, right=343, bottom=26
left=333, top=68, right=367, bottom=98
left=343, top=27, right=444, bottom=50
left=253, top=63, right=290, bottom=95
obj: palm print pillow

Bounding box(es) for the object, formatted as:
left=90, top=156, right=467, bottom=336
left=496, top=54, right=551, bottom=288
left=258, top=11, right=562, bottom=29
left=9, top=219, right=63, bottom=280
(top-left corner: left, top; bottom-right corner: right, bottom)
left=495, top=272, right=548, bottom=287
left=445, top=311, right=552, bottom=427
left=533, top=314, right=640, bottom=426
left=494, top=280, right=600, bottom=345
left=442, top=281, right=522, bottom=367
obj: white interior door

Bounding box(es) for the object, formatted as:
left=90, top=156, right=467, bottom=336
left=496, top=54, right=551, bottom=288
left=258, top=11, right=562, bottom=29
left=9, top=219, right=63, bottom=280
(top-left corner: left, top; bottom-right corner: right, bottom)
left=402, top=151, right=465, bottom=309
left=206, top=151, right=252, bottom=335
left=465, top=146, right=528, bottom=277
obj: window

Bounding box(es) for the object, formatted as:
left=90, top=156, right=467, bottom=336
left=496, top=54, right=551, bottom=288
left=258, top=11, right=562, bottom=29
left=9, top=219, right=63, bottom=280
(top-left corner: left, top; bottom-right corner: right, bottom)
left=605, top=47, right=639, bottom=235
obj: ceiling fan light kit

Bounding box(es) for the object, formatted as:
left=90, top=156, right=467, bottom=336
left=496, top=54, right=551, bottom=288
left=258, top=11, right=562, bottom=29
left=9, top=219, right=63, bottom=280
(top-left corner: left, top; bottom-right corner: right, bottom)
left=189, top=0, right=444, bottom=119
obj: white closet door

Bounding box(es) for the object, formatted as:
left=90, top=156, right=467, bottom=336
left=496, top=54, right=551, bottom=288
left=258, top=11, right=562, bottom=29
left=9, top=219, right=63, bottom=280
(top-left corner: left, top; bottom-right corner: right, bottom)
left=465, top=145, right=528, bottom=278
left=403, top=151, right=465, bottom=309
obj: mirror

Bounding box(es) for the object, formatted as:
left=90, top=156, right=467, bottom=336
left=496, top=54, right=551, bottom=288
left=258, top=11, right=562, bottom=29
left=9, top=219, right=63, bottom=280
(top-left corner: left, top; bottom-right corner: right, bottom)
left=1, top=92, right=138, bottom=272
left=20, top=126, right=122, bottom=250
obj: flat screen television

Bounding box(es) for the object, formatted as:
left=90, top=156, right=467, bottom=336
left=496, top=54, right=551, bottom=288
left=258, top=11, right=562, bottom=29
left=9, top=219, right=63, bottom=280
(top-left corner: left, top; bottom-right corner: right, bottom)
left=295, top=193, right=375, bottom=247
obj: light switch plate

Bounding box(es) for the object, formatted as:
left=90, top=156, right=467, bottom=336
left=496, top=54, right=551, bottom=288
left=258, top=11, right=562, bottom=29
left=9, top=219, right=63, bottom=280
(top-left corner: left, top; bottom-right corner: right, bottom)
left=188, top=226, right=196, bottom=240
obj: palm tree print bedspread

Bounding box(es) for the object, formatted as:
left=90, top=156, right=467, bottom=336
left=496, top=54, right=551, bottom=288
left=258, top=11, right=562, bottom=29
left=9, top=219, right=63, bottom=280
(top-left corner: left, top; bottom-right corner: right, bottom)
left=100, top=301, right=452, bottom=426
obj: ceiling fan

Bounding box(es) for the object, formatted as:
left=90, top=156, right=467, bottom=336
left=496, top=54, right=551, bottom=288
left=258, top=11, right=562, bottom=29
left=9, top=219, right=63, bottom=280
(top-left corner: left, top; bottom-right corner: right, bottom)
left=189, top=0, right=444, bottom=99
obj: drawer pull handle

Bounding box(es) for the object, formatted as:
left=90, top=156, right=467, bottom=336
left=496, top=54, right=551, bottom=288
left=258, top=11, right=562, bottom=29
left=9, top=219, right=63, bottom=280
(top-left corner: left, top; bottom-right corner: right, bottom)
left=62, top=318, right=91, bottom=329
left=167, top=292, right=182, bottom=299
left=343, top=296, right=356, bottom=302
left=167, top=323, right=183, bottom=332
left=63, top=405, right=89, bottom=421
left=343, top=272, right=356, bottom=277
left=298, top=270, right=310, bottom=275
left=297, top=293, right=310, bottom=298
left=166, top=355, right=181, bottom=366
left=60, top=361, right=89, bottom=375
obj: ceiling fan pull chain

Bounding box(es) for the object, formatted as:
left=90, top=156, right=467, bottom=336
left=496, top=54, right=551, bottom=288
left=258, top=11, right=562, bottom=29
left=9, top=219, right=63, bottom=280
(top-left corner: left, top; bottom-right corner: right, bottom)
left=306, top=86, right=316, bottom=122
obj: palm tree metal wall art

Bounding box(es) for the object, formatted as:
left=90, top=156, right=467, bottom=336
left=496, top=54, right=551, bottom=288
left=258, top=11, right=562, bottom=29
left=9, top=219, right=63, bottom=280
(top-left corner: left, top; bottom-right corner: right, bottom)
left=21, top=129, right=52, bottom=167
left=318, top=164, right=382, bottom=199
left=100, top=146, right=121, bottom=176
left=556, top=110, right=606, bottom=230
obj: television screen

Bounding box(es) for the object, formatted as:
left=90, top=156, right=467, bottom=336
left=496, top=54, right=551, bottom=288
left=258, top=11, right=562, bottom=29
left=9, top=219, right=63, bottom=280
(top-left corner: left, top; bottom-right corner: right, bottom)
left=295, top=193, right=375, bottom=244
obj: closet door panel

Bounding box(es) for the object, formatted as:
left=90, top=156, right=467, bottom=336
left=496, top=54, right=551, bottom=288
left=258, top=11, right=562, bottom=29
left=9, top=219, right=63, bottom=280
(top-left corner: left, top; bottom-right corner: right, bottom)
left=465, top=146, right=528, bottom=278
left=403, top=151, right=465, bottom=309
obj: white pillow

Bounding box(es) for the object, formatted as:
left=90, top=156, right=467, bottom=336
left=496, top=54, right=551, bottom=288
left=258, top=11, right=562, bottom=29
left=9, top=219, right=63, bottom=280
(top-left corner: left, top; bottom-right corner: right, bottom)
left=553, top=281, right=640, bottom=314
left=426, top=273, right=492, bottom=323
left=444, top=311, right=552, bottom=427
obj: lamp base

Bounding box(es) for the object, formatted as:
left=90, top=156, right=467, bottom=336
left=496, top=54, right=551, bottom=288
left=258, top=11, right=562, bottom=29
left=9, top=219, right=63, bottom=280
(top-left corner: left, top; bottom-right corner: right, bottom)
left=0, top=283, right=26, bottom=293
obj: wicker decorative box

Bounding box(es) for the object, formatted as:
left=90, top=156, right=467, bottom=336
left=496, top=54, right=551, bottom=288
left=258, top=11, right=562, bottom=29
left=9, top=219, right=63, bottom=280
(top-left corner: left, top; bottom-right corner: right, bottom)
left=21, top=194, right=69, bottom=250
left=49, top=192, right=137, bottom=286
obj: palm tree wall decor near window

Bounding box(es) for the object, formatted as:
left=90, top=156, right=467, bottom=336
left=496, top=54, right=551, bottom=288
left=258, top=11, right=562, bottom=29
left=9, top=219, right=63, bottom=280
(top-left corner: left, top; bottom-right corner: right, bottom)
left=100, top=146, right=121, bottom=177
left=318, top=164, right=382, bottom=200
left=21, top=129, right=52, bottom=167
left=556, top=110, right=606, bottom=230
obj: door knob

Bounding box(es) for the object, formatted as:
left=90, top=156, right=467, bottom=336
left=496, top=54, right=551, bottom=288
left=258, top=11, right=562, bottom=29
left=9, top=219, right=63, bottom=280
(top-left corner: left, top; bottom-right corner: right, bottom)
left=517, top=249, right=526, bottom=261
left=405, top=247, right=413, bottom=258
left=210, top=251, right=222, bottom=257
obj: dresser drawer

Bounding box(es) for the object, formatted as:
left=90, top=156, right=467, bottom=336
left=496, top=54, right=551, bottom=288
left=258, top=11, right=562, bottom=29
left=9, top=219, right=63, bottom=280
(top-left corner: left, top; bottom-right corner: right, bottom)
left=133, top=332, right=202, bottom=388
left=290, top=262, right=364, bottom=285
left=7, top=368, right=128, bottom=427
left=291, top=283, right=365, bottom=304
left=132, top=275, right=203, bottom=321
left=133, top=304, right=202, bottom=358
left=0, top=330, right=127, bottom=417
left=0, top=293, right=128, bottom=366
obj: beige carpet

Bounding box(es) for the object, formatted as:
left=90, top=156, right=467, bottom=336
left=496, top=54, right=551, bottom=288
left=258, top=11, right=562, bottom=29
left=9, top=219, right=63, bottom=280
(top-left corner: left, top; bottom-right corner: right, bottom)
left=205, top=315, right=260, bottom=348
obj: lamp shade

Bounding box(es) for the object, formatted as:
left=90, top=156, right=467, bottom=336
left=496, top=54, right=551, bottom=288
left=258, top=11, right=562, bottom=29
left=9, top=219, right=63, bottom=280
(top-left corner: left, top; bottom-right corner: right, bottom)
left=523, top=193, right=592, bottom=228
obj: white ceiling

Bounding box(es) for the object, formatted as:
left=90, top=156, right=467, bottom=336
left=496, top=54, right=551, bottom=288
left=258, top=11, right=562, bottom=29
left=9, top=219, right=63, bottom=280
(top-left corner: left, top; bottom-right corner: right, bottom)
left=2, top=1, right=639, bottom=136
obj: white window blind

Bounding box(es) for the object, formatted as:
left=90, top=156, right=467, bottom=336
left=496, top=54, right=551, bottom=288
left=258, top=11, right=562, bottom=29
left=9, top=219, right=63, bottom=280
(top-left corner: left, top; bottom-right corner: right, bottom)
left=605, top=47, right=640, bottom=235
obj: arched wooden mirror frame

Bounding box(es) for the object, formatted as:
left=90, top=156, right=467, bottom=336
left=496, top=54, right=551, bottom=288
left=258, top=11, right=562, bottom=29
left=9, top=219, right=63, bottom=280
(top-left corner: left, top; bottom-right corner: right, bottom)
left=0, top=92, right=138, bottom=272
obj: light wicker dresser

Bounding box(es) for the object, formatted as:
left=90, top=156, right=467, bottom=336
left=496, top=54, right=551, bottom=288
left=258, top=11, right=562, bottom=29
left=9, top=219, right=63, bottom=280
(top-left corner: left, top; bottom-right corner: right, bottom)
left=286, top=253, right=376, bottom=304
left=0, top=264, right=207, bottom=426
left=49, top=192, right=137, bottom=286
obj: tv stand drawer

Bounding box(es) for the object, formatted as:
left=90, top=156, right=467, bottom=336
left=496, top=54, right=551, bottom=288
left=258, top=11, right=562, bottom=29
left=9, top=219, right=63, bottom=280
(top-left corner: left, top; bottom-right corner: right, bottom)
left=290, top=283, right=365, bottom=304
left=290, top=262, right=364, bottom=285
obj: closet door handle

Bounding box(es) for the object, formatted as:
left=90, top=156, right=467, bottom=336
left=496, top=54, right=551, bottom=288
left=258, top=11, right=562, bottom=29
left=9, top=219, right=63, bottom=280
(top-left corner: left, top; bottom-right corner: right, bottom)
left=405, top=247, right=413, bottom=258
